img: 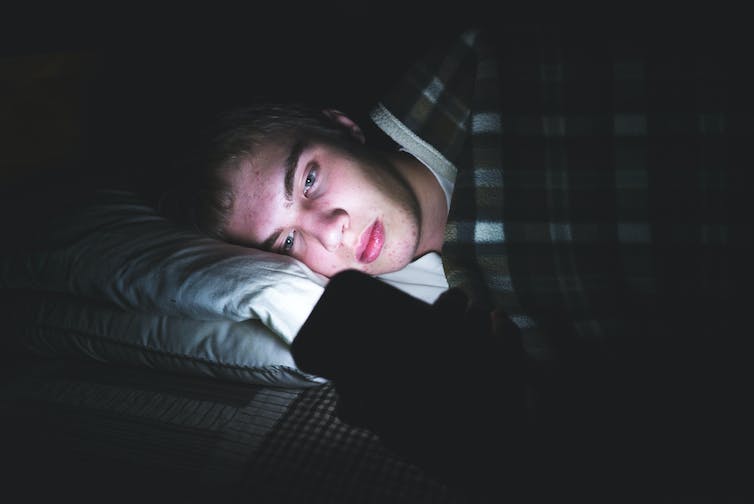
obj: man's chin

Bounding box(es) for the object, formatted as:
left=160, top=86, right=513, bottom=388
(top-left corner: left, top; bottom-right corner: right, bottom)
left=365, top=259, right=414, bottom=277
left=318, top=255, right=413, bottom=279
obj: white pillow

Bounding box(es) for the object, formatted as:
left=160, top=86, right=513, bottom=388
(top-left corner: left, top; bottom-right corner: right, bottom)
left=0, top=188, right=448, bottom=386
left=0, top=189, right=327, bottom=343
left=4, top=289, right=325, bottom=387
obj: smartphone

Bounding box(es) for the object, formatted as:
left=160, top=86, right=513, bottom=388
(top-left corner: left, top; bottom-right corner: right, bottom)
left=291, top=269, right=437, bottom=381
left=291, top=268, right=526, bottom=488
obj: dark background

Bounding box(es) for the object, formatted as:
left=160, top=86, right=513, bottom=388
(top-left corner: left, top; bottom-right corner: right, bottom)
left=2, top=2, right=744, bottom=202
left=1, top=2, right=746, bottom=258
left=1, top=2, right=492, bottom=203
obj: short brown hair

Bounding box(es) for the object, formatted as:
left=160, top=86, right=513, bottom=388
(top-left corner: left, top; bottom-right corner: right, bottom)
left=159, top=102, right=355, bottom=239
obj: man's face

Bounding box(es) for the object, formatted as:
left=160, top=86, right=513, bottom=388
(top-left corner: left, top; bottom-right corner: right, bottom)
left=224, top=135, right=422, bottom=277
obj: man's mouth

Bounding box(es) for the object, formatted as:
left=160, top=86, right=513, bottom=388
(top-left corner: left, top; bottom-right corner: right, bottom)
left=357, top=220, right=384, bottom=264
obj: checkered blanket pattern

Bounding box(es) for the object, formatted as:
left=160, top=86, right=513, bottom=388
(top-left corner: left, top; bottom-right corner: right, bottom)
left=1, top=356, right=478, bottom=502
left=374, top=25, right=743, bottom=366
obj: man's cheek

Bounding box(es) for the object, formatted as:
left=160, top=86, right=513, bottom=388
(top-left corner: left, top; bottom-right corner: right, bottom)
left=316, top=252, right=350, bottom=278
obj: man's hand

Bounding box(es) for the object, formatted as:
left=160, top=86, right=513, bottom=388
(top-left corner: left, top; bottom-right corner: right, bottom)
left=431, top=287, right=522, bottom=357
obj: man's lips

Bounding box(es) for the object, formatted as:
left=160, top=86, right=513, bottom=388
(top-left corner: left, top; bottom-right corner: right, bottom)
left=356, top=220, right=385, bottom=264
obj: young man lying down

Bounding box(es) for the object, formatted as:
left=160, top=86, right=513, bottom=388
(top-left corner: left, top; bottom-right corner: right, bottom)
left=161, top=26, right=743, bottom=496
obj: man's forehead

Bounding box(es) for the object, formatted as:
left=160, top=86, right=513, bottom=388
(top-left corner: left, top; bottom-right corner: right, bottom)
left=233, top=132, right=308, bottom=232
left=240, top=139, right=290, bottom=175
left=226, top=156, right=284, bottom=242
left=235, top=153, right=286, bottom=205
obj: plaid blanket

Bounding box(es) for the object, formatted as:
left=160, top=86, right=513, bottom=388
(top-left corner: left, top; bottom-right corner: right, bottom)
left=372, top=25, right=750, bottom=483
left=373, top=24, right=745, bottom=365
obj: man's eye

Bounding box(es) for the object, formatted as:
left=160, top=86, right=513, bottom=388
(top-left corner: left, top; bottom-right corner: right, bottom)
left=282, top=231, right=295, bottom=252
left=303, top=166, right=317, bottom=197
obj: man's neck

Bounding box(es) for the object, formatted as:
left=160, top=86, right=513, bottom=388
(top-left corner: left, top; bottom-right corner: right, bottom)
left=388, top=150, right=448, bottom=257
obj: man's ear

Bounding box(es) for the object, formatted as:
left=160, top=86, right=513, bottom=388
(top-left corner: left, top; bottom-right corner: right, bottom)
left=322, top=108, right=366, bottom=144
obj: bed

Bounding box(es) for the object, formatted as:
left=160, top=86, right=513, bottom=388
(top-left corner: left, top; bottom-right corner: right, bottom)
left=0, top=187, right=497, bottom=502
left=2, top=15, right=751, bottom=503
left=1, top=355, right=468, bottom=502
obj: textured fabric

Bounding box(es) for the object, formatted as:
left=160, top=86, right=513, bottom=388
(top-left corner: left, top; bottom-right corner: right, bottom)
left=0, top=356, right=481, bottom=502
left=371, top=25, right=746, bottom=367
left=1, top=289, right=325, bottom=387
left=0, top=188, right=332, bottom=386
left=0, top=189, right=327, bottom=342
left=370, top=29, right=751, bottom=479
left=3, top=351, right=746, bottom=501
left=1, top=357, right=303, bottom=500
left=377, top=251, right=449, bottom=305
left=239, top=382, right=470, bottom=503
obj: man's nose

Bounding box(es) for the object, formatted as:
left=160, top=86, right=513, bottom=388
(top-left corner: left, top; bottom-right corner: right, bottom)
left=304, top=209, right=349, bottom=252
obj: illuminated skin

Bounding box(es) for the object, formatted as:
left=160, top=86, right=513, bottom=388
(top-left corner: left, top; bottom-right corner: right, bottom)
left=224, top=111, right=447, bottom=277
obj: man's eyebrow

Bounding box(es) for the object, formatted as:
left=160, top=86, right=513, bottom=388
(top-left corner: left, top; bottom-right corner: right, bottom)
left=261, top=139, right=307, bottom=252
left=283, top=139, right=307, bottom=203
left=260, top=228, right=283, bottom=252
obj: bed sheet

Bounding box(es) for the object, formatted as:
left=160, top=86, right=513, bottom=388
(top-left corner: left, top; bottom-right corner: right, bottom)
left=0, top=355, right=478, bottom=503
